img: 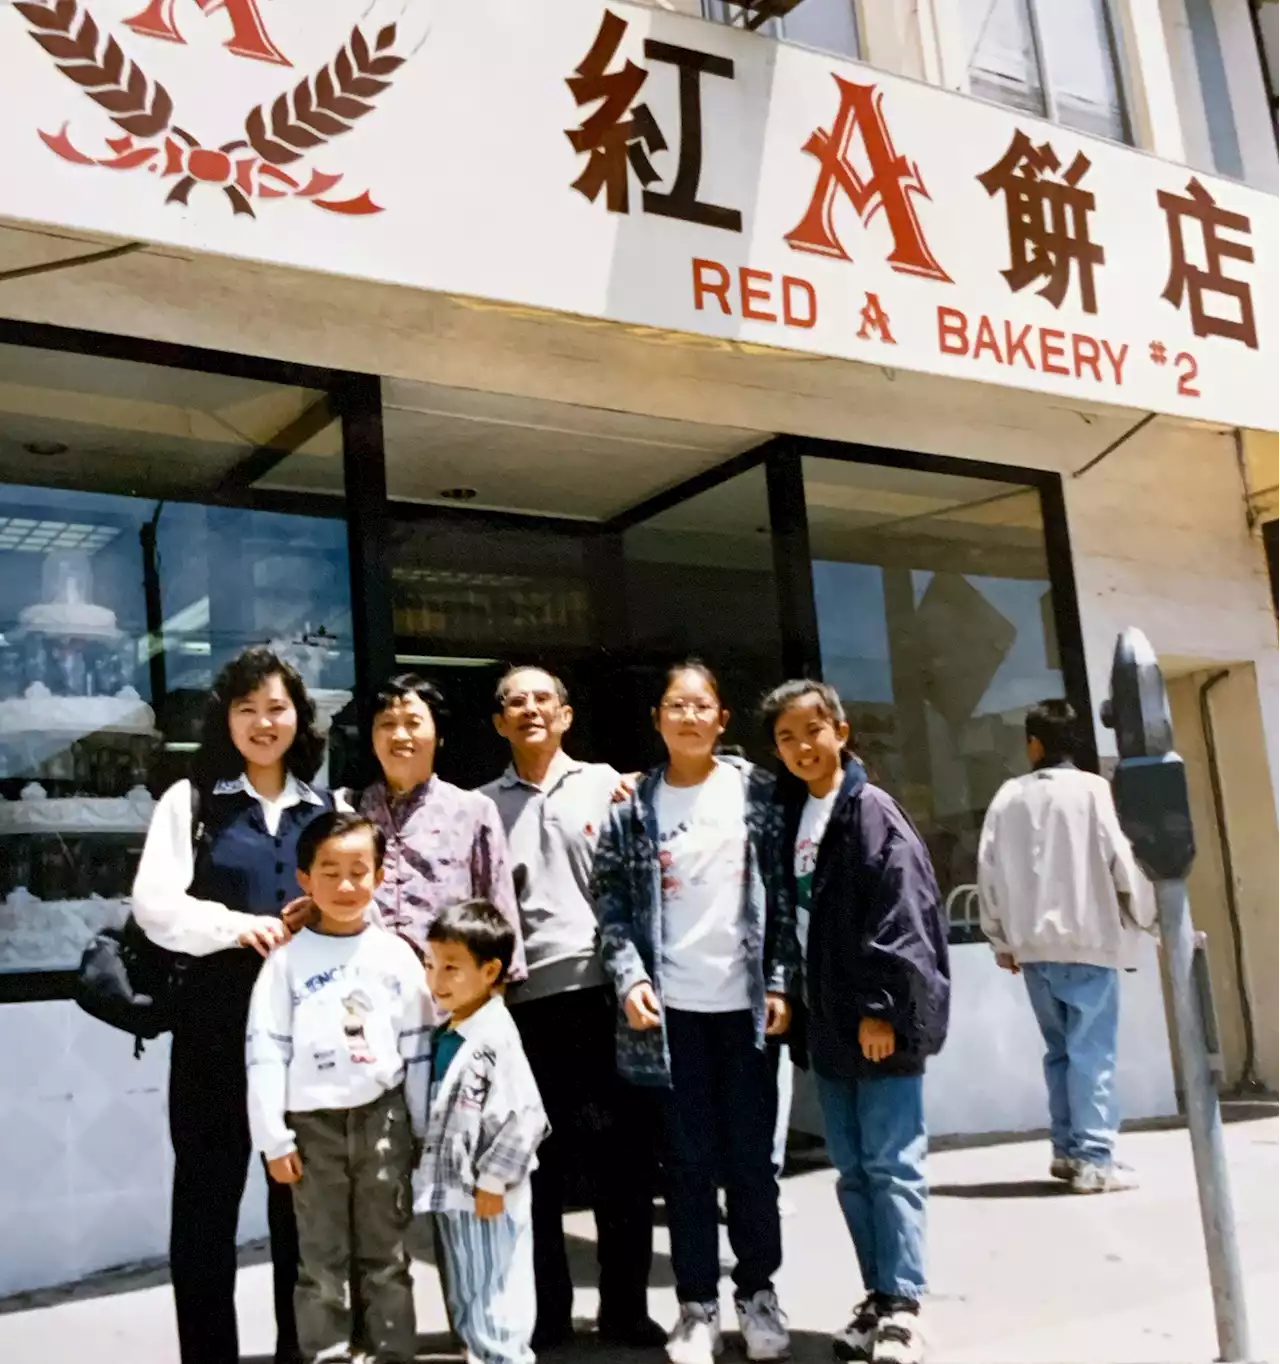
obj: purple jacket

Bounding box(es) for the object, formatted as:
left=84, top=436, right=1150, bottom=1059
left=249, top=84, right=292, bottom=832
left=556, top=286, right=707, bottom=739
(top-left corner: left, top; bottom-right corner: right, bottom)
left=360, top=776, right=525, bottom=981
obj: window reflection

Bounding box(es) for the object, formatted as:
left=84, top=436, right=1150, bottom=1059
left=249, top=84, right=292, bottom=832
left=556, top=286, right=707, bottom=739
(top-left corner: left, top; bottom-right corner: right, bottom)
left=802, top=459, right=1064, bottom=940
left=0, top=344, right=349, bottom=974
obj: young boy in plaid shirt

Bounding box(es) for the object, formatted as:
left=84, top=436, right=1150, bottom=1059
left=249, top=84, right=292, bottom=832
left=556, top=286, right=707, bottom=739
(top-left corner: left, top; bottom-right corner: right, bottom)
left=414, top=900, right=549, bottom=1364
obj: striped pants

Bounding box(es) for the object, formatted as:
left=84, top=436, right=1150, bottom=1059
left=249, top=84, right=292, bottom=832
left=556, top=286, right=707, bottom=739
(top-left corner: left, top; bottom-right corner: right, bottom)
left=435, top=1197, right=536, bottom=1364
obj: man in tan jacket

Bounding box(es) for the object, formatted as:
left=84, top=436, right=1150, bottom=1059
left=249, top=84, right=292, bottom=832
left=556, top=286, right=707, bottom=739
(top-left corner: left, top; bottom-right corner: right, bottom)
left=978, top=699, right=1151, bottom=1194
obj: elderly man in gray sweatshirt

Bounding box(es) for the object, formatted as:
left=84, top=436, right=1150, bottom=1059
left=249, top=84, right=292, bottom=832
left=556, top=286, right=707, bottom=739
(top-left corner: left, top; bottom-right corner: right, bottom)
left=479, top=667, right=662, bottom=1353
left=978, top=698, right=1151, bottom=1195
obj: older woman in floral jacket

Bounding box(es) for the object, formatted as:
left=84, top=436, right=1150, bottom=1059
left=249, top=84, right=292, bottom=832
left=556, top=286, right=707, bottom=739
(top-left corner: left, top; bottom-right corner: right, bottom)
left=358, top=674, right=524, bottom=977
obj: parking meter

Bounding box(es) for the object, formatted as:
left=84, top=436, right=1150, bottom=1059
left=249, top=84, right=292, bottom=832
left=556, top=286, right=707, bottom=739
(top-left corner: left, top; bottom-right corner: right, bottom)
left=1101, top=626, right=1249, bottom=1361
left=1101, top=627, right=1195, bottom=881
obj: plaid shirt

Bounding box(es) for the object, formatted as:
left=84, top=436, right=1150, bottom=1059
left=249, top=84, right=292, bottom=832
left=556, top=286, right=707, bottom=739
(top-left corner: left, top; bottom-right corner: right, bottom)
left=411, top=996, right=549, bottom=1214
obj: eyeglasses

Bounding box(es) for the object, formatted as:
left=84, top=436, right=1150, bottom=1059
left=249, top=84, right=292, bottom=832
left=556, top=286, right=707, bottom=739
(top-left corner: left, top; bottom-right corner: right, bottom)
left=660, top=700, right=720, bottom=719
left=502, top=692, right=559, bottom=714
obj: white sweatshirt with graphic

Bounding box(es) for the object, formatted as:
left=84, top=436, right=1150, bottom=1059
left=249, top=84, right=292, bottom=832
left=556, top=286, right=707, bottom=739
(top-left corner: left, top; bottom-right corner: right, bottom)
left=247, top=926, right=431, bottom=1160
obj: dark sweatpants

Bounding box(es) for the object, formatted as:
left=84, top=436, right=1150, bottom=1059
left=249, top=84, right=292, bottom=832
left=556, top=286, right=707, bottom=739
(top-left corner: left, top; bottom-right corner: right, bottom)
left=511, top=985, right=657, bottom=1333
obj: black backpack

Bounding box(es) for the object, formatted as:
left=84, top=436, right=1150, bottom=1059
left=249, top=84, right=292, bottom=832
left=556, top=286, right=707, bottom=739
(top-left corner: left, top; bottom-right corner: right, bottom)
left=75, top=785, right=205, bottom=1056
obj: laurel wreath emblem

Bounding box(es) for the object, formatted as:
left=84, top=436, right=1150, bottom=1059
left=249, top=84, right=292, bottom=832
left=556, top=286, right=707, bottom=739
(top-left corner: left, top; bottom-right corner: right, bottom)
left=17, top=0, right=176, bottom=137
left=17, top=0, right=408, bottom=216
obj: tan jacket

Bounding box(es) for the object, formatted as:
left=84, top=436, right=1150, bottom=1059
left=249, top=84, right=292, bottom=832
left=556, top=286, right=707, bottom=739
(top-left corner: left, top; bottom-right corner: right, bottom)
left=978, top=764, right=1152, bottom=969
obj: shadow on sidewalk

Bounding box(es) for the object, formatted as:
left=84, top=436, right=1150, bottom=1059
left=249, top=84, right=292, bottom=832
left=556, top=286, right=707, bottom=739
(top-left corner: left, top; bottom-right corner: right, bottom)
left=930, top=1178, right=1073, bottom=1200
left=243, top=1326, right=845, bottom=1363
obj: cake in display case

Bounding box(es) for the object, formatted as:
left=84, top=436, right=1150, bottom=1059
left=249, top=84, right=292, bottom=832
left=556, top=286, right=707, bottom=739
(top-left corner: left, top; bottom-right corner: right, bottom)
left=0, top=552, right=158, bottom=973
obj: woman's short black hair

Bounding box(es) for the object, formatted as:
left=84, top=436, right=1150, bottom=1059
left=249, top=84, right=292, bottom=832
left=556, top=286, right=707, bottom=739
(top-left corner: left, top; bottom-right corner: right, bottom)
left=425, top=899, right=516, bottom=982
left=365, top=673, right=447, bottom=743
left=296, top=811, right=387, bottom=873
left=193, top=647, right=325, bottom=788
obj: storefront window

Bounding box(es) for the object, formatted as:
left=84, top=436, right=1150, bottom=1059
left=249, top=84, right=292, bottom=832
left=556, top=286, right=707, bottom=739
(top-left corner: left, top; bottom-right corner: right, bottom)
left=802, top=456, right=1064, bottom=940
left=0, top=341, right=351, bottom=977
left=620, top=464, right=783, bottom=767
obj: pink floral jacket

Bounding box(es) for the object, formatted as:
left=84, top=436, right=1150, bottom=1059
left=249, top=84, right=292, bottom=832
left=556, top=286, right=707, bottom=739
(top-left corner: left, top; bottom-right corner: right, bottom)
left=360, top=776, right=526, bottom=981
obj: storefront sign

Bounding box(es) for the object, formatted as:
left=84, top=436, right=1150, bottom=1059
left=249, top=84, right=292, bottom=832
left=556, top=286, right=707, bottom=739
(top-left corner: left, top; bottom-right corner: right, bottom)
left=3, top=0, right=1277, bottom=429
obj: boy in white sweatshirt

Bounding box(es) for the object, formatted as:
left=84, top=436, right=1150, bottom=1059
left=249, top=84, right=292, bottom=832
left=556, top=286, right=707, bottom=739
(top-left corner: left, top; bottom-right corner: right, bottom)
left=247, top=811, right=430, bottom=1364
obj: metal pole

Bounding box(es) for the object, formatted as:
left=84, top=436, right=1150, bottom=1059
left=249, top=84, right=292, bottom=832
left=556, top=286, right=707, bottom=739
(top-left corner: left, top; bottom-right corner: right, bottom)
left=1154, top=877, right=1252, bottom=1363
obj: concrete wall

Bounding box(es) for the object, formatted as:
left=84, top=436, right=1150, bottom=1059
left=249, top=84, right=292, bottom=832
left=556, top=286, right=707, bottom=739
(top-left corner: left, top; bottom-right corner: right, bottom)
left=0, top=1001, right=269, bottom=1298
left=1168, top=665, right=1280, bottom=1091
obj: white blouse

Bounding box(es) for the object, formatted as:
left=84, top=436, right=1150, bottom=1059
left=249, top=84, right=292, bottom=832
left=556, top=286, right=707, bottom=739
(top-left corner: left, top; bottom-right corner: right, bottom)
left=131, top=774, right=334, bottom=957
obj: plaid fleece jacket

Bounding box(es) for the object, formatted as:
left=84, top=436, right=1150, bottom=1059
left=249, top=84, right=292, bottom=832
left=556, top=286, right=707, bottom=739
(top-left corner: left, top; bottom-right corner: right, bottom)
left=593, top=757, right=799, bottom=1087
left=411, top=996, right=549, bottom=1215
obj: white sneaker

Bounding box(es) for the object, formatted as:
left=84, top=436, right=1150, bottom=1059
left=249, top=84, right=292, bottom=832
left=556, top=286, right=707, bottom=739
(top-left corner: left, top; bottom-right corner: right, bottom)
left=1071, top=1162, right=1138, bottom=1194
left=832, top=1294, right=880, bottom=1362
left=735, top=1289, right=791, bottom=1361
left=668, top=1301, right=723, bottom=1364
left=1050, top=1155, right=1083, bottom=1181
left=874, top=1300, right=925, bottom=1364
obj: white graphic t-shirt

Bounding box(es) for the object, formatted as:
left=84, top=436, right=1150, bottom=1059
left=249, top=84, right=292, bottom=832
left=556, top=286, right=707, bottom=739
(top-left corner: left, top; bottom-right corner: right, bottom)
left=655, top=761, right=751, bottom=1012
left=794, top=788, right=839, bottom=991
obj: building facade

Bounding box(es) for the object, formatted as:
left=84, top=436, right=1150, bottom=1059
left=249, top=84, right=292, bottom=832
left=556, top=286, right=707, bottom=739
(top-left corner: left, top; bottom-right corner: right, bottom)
left=0, top=0, right=1275, bottom=1295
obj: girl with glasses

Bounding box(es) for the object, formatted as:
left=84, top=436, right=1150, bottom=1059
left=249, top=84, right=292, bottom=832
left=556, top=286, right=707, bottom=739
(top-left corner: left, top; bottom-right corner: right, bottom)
left=592, top=661, right=798, bottom=1364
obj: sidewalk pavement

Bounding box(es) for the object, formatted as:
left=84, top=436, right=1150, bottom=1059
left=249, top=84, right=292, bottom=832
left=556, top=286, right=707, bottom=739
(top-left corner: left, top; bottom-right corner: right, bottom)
left=1, top=1113, right=1275, bottom=1364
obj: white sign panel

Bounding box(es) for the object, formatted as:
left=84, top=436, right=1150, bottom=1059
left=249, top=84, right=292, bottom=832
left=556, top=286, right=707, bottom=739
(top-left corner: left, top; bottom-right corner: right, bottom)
left=2, top=0, right=1277, bottom=430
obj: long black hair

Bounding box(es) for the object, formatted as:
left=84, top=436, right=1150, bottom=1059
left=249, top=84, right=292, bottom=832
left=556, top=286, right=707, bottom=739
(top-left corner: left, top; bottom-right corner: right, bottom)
left=193, top=647, right=326, bottom=788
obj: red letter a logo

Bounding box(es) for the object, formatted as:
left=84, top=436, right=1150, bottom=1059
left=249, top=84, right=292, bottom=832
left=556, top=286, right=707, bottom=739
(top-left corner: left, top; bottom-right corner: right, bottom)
left=125, top=0, right=290, bottom=66
left=785, top=77, right=949, bottom=282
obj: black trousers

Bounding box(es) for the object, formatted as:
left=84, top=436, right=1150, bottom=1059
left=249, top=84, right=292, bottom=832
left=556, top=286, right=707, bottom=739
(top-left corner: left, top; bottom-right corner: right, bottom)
left=169, top=1028, right=300, bottom=1364
left=511, top=985, right=657, bottom=1333
left=660, top=1008, right=781, bottom=1306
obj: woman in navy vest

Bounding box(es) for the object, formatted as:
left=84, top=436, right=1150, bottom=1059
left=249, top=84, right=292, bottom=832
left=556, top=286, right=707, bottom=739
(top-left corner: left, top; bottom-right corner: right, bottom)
left=133, top=646, right=335, bottom=1364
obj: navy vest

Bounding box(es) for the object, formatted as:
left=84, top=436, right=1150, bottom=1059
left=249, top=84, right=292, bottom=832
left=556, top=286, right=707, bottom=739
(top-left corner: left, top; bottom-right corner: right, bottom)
left=177, top=785, right=335, bottom=1037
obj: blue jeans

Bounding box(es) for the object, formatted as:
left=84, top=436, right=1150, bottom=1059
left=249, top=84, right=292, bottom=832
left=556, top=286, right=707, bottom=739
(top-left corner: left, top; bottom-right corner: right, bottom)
left=660, top=1009, right=781, bottom=1305
left=816, top=1072, right=927, bottom=1302
left=1022, top=961, right=1120, bottom=1167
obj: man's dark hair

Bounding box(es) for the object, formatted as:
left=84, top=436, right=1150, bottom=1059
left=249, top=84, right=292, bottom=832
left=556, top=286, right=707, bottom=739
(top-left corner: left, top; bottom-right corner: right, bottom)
left=194, top=647, right=326, bottom=788
left=759, top=678, right=849, bottom=748
left=365, top=673, right=447, bottom=743
left=493, top=665, right=569, bottom=714
left=426, top=900, right=516, bottom=981
left=1025, top=698, right=1079, bottom=763
left=296, top=811, right=387, bottom=873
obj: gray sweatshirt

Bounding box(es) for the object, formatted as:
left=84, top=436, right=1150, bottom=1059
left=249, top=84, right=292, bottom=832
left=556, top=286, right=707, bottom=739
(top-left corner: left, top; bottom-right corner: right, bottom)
left=479, top=751, right=620, bottom=1004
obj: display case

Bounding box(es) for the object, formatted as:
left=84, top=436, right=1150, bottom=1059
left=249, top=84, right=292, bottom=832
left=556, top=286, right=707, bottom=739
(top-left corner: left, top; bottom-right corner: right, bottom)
left=0, top=551, right=159, bottom=973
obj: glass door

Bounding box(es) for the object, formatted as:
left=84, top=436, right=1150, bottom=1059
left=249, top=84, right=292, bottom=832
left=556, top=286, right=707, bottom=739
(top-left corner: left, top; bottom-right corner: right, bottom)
left=800, top=455, right=1065, bottom=940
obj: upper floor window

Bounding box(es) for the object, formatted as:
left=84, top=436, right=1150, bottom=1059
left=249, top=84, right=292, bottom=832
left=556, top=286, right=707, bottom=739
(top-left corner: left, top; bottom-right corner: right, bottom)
left=704, top=0, right=860, bottom=61
left=960, top=0, right=1131, bottom=144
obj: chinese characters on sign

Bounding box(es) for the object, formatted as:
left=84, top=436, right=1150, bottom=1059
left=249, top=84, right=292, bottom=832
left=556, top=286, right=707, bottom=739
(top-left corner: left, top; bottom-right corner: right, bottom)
left=1158, top=177, right=1257, bottom=350
left=978, top=131, right=1104, bottom=314
left=563, top=10, right=1260, bottom=403
left=565, top=9, right=741, bottom=230
left=9, top=0, right=1269, bottom=422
